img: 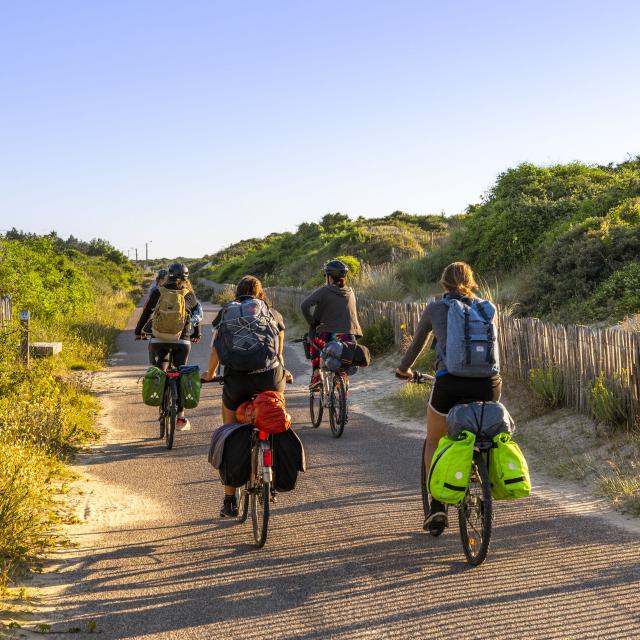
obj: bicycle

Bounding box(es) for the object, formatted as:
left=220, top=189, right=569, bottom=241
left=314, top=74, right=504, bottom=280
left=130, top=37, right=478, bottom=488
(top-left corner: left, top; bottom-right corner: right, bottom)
left=202, top=376, right=277, bottom=548
left=310, top=366, right=349, bottom=437
left=407, top=370, right=493, bottom=566
left=137, top=334, right=182, bottom=450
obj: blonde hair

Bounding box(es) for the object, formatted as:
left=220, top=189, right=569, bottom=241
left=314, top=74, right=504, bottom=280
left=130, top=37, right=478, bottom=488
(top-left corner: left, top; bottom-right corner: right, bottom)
left=440, top=262, right=477, bottom=298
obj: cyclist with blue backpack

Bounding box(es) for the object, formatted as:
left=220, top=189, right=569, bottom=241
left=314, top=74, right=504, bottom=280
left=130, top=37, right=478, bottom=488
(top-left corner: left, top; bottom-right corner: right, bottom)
left=395, top=262, right=501, bottom=535
left=203, top=275, right=291, bottom=517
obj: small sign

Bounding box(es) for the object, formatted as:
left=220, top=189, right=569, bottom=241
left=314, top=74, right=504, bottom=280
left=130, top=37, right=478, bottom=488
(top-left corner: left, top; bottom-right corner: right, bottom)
left=20, top=310, right=31, bottom=321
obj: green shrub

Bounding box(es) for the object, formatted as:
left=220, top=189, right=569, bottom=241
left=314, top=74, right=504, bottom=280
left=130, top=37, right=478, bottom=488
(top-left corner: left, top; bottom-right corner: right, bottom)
left=588, top=371, right=629, bottom=429
left=385, top=380, right=431, bottom=418
left=361, top=318, right=394, bottom=355
left=529, top=367, right=565, bottom=408
left=214, top=285, right=236, bottom=306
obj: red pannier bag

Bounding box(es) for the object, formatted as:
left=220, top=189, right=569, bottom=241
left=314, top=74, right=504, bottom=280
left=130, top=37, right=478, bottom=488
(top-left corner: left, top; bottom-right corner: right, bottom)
left=235, top=390, right=291, bottom=433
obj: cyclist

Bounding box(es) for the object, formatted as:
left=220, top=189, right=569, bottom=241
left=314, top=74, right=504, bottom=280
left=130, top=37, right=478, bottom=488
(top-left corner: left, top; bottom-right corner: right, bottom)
left=202, top=275, right=291, bottom=517
left=395, top=262, right=501, bottom=535
left=300, top=259, right=362, bottom=389
left=135, top=263, right=202, bottom=431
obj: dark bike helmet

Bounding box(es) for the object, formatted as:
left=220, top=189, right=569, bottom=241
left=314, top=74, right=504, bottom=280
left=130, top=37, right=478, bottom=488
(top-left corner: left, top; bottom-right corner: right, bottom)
left=323, top=259, right=349, bottom=279
left=168, top=263, right=189, bottom=280
left=156, top=268, right=168, bottom=280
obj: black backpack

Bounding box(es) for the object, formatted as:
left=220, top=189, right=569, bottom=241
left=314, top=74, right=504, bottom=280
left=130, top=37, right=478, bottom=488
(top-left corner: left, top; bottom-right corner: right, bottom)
left=214, top=297, right=280, bottom=372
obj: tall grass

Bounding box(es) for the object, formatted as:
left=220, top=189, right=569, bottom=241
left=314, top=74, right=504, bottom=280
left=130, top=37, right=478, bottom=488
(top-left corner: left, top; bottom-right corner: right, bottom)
left=0, top=271, right=137, bottom=589
left=355, top=264, right=405, bottom=301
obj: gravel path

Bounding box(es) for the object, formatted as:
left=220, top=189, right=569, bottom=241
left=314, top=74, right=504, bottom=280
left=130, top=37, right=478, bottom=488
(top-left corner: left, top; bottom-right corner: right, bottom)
left=29, top=304, right=640, bottom=639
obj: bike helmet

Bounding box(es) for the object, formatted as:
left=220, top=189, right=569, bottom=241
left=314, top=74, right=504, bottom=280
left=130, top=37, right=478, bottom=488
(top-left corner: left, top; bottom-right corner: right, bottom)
left=156, top=268, right=169, bottom=280
left=168, top=263, right=189, bottom=280
left=323, top=259, right=348, bottom=278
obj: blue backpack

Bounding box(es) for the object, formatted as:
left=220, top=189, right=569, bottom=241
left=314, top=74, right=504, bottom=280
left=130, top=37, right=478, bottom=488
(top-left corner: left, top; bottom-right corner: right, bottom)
left=437, top=297, right=499, bottom=378
left=214, top=298, right=281, bottom=373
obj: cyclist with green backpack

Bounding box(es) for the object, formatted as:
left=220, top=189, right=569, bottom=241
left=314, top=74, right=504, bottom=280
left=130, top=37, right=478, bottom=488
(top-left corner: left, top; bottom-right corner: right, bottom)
left=135, top=263, right=202, bottom=431
left=395, top=262, right=501, bottom=535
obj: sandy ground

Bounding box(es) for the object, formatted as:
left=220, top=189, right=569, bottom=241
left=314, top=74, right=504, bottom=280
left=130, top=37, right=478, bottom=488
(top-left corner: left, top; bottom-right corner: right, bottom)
left=345, top=350, right=640, bottom=536
left=3, top=315, right=639, bottom=638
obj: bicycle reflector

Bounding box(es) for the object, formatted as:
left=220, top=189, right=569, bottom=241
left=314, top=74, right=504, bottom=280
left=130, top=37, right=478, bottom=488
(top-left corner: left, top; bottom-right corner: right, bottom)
left=263, top=450, right=272, bottom=467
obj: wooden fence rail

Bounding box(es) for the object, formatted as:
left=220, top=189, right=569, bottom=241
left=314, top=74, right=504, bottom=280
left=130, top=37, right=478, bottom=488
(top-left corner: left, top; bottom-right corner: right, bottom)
left=264, top=286, right=640, bottom=427
left=0, top=295, right=11, bottom=329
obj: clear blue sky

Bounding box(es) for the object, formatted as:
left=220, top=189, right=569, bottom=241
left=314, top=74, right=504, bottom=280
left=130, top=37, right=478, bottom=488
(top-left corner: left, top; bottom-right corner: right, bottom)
left=1, top=1, right=639, bottom=259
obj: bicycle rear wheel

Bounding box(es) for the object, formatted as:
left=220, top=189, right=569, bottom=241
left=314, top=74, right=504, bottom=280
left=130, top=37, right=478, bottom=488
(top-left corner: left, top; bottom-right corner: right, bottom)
left=159, top=402, right=167, bottom=439
left=309, top=389, right=323, bottom=428
left=458, top=452, right=492, bottom=566
left=165, top=380, right=177, bottom=450
left=236, top=485, right=249, bottom=523
left=329, top=374, right=347, bottom=438
left=251, top=448, right=270, bottom=547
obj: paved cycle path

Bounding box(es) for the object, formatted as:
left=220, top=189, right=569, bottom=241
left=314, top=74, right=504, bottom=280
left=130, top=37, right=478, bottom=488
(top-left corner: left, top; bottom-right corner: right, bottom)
left=33, top=304, right=640, bottom=639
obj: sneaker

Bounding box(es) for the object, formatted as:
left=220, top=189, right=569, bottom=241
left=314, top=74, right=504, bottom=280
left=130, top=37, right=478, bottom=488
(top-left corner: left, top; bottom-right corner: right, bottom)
left=423, top=499, right=448, bottom=536
left=220, top=495, right=238, bottom=518
left=309, top=371, right=321, bottom=390
left=177, top=417, right=191, bottom=431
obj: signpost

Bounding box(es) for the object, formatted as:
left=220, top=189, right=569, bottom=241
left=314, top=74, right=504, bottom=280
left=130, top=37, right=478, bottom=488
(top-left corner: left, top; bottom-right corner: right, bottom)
left=20, top=309, right=30, bottom=367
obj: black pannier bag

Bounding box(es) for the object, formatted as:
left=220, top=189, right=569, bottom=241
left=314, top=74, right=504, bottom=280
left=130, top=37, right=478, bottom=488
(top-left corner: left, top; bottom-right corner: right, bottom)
left=302, top=333, right=311, bottom=360
left=272, top=428, right=306, bottom=492
left=208, top=423, right=253, bottom=488
left=446, top=401, right=514, bottom=440
left=340, top=342, right=372, bottom=368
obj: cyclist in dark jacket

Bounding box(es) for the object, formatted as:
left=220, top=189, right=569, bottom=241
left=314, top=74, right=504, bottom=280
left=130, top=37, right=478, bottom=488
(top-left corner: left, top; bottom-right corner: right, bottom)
left=300, top=259, right=362, bottom=389
left=135, top=263, right=202, bottom=431
left=396, top=262, right=501, bottom=535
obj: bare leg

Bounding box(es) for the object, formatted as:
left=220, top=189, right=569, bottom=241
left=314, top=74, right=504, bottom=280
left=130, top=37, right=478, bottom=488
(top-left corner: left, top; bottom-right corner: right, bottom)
left=222, top=403, right=237, bottom=496
left=424, top=404, right=448, bottom=483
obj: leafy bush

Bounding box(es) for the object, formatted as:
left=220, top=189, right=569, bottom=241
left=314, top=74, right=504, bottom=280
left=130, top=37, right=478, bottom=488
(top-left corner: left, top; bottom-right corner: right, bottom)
left=397, top=158, right=640, bottom=321
left=529, top=367, right=565, bottom=408
left=214, top=285, right=236, bottom=305
left=0, top=232, right=137, bottom=587
left=588, top=371, right=629, bottom=430
left=361, top=318, right=394, bottom=355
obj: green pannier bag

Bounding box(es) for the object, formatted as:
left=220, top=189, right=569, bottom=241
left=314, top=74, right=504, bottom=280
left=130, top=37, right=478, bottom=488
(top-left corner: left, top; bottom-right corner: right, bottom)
left=142, top=366, right=166, bottom=406
left=488, top=433, right=531, bottom=500
left=179, top=365, right=201, bottom=409
left=428, top=430, right=476, bottom=505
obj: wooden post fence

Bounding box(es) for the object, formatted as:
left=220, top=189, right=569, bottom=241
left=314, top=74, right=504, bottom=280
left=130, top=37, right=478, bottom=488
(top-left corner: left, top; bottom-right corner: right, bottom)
left=263, top=285, right=640, bottom=428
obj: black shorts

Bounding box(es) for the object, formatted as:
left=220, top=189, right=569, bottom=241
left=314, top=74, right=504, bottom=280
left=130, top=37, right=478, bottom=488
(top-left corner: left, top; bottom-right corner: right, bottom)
left=429, top=373, right=502, bottom=415
left=149, top=341, right=191, bottom=369
left=222, top=366, right=287, bottom=411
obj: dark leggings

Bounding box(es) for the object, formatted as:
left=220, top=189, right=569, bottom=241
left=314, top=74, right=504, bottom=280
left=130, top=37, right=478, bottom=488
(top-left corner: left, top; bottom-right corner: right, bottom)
left=149, top=341, right=191, bottom=411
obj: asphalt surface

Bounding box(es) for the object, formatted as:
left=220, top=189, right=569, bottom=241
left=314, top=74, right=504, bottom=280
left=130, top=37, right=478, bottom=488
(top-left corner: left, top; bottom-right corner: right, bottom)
left=38, top=304, right=640, bottom=639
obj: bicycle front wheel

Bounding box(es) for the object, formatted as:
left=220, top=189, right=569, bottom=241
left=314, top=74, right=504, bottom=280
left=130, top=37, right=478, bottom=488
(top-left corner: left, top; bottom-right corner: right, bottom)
left=251, top=450, right=270, bottom=548
left=458, top=452, right=492, bottom=566
left=165, top=381, right=177, bottom=450
left=328, top=374, right=347, bottom=438
left=309, top=389, right=323, bottom=428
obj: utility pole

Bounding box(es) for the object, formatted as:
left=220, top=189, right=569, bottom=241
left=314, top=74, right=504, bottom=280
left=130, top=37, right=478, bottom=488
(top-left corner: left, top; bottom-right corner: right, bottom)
left=135, top=248, right=138, bottom=262
left=145, top=240, right=152, bottom=271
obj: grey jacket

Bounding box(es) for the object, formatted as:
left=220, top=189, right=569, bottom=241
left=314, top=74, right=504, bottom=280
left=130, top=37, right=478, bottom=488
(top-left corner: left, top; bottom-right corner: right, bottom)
left=301, top=284, right=362, bottom=337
